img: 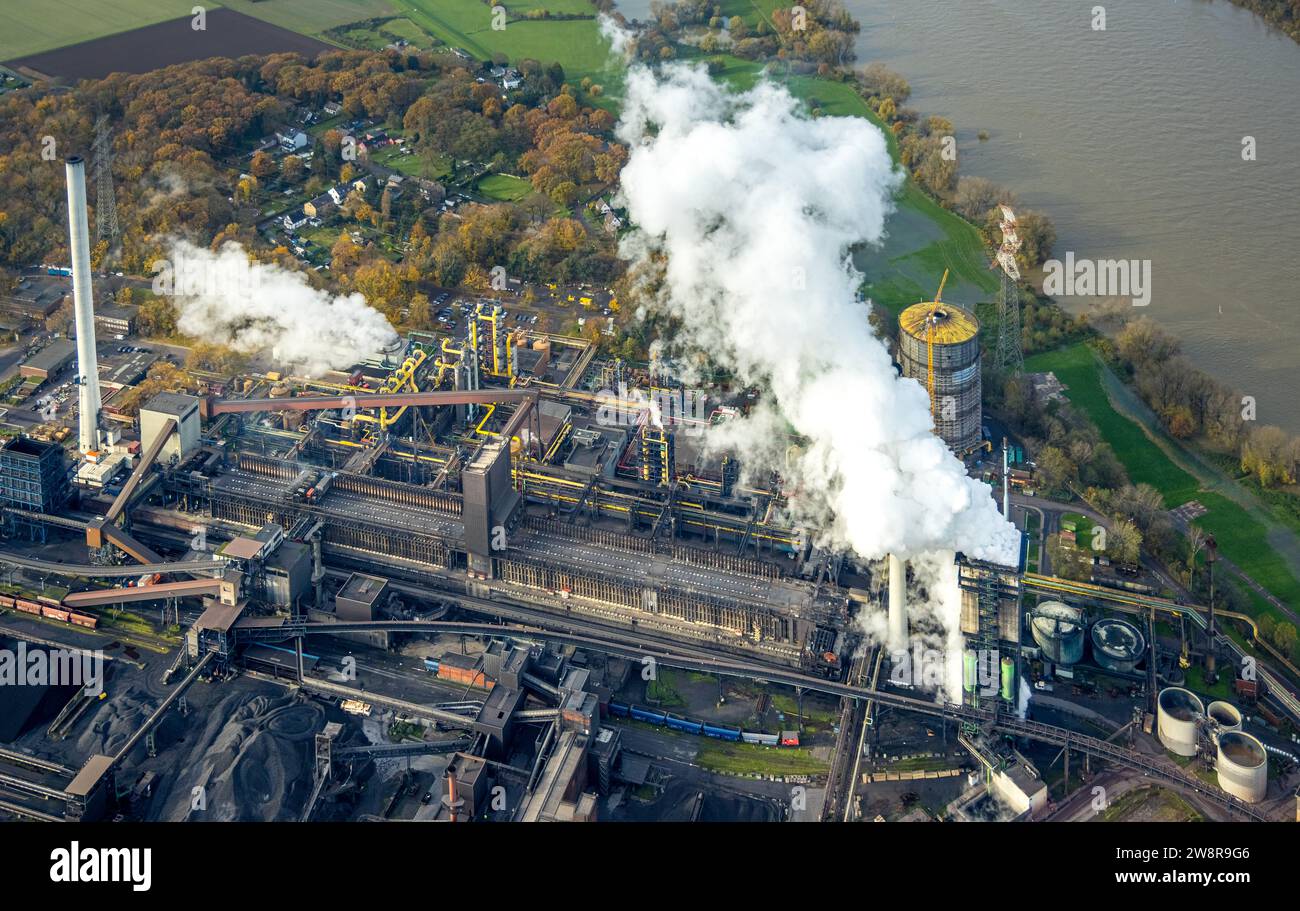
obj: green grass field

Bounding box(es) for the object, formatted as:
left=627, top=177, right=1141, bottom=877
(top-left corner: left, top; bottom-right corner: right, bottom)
left=371, top=144, right=451, bottom=181
left=389, top=0, right=615, bottom=84
left=696, top=741, right=829, bottom=777
left=335, top=16, right=440, bottom=51
left=217, top=0, right=398, bottom=36
left=0, top=0, right=199, bottom=59
left=478, top=173, right=533, bottom=202
left=1027, top=342, right=1300, bottom=618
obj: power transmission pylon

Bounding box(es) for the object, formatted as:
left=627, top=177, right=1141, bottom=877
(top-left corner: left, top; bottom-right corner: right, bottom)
left=992, top=205, right=1023, bottom=373
left=92, top=114, right=119, bottom=248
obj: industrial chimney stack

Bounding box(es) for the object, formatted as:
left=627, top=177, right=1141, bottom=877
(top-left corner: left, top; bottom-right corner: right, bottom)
left=64, top=156, right=103, bottom=454
left=887, top=554, right=908, bottom=652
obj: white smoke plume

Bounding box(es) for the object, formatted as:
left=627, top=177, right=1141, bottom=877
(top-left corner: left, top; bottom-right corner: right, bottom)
left=614, top=61, right=1020, bottom=695
left=158, top=240, right=398, bottom=376
left=616, top=63, right=1018, bottom=564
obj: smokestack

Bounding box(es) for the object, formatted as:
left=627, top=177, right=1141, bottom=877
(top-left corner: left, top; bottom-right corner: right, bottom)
left=1002, top=437, right=1010, bottom=517
left=64, top=156, right=102, bottom=454
left=888, top=554, right=908, bottom=651
left=444, top=767, right=462, bottom=822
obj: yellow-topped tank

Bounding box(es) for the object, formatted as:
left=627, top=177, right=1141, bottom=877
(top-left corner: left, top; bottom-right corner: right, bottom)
left=897, top=301, right=982, bottom=452
left=898, top=301, right=980, bottom=346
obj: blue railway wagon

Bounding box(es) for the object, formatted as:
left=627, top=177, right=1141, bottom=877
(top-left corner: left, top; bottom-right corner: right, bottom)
left=424, top=657, right=440, bottom=674
left=606, top=701, right=630, bottom=717
left=630, top=705, right=667, bottom=725
left=665, top=714, right=704, bottom=735
left=742, top=732, right=779, bottom=746
left=702, top=723, right=742, bottom=742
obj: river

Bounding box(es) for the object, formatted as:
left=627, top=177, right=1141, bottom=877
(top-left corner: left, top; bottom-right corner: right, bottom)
left=616, top=0, right=1300, bottom=431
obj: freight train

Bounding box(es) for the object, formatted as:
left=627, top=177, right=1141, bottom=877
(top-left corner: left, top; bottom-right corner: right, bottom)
left=0, top=593, right=98, bottom=629
left=606, top=701, right=799, bottom=747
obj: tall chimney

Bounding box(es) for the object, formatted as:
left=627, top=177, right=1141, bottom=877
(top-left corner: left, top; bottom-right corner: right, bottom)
left=1002, top=436, right=1010, bottom=517
left=64, top=157, right=102, bottom=453
left=888, top=554, right=908, bottom=652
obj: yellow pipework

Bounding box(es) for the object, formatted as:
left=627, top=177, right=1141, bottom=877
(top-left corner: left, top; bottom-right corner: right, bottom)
left=474, top=403, right=496, bottom=437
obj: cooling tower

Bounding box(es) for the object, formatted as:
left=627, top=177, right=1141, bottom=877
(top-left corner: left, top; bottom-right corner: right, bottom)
left=897, top=301, right=981, bottom=452
left=64, top=156, right=102, bottom=453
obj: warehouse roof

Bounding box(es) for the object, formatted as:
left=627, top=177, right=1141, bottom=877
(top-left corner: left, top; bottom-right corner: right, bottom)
left=21, top=339, right=76, bottom=374
left=142, top=391, right=199, bottom=418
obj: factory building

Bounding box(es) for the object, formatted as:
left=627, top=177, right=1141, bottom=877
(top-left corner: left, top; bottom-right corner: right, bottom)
left=93, top=304, right=137, bottom=336
left=333, top=572, right=389, bottom=649
left=19, top=339, right=75, bottom=382
left=0, top=437, right=72, bottom=540
left=897, top=300, right=982, bottom=453
left=140, top=392, right=201, bottom=463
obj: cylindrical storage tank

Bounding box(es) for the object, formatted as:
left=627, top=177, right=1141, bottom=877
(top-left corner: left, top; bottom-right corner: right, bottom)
left=1030, top=601, right=1085, bottom=666
left=1090, top=618, right=1146, bottom=673
left=962, top=650, right=977, bottom=694
left=1216, top=731, right=1267, bottom=804
left=1206, top=701, right=1243, bottom=741
left=1157, top=687, right=1204, bottom=757
left=999, top=656, right=1015, bottom=703
left=897, top=301, right=982, bottom=452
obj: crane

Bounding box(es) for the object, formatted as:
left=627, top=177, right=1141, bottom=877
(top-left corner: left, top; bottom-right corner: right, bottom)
left=926, top=269, right=950, bottom=425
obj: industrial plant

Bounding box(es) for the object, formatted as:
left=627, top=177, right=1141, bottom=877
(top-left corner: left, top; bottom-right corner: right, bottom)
left=0, top=145, right=1297, bottom=832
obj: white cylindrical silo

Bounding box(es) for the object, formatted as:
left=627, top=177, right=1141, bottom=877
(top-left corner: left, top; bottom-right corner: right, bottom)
left=1216, top=731, right=1267, bottom=804
left=1205, top=701, right=1243, bottom=742
left=1157, top=687, right=1203, bottom=757
left=64, top=156, right=102, bottom=454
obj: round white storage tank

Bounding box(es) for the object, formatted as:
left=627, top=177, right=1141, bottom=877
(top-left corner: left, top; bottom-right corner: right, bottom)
left=1157, top=687, right=1203, bottom=757
left=1090, top=618, right=1146, bottom=673
left=1216, top=731, right=1267, bottom=804
left=1205, top=701, right=1242, bottom=741
left=1030, top=601, right=1086, bottom=666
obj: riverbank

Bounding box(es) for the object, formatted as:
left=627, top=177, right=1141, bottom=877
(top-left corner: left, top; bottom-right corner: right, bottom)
left=1026, top=342, right=1300, bottom=628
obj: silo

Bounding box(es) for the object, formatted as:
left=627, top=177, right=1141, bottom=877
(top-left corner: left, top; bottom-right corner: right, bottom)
left=1157, top=687, right=1204, bottom=757
left=1206, top=701, right=1243, bottom=740
left=897, top=301, right=982, bottom=452
left=999, top=656, right=1015, bottom=702
left=1030, top=601, right=1085, bottom=666
left=1090, top=618, right=1146, bottom=673
left=1216, top=731, right=1267, bottom=804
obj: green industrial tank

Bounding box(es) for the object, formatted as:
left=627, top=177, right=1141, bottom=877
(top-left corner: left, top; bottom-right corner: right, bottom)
left=999, top=656, right=1015, bottom=702
left=963, top=650, right=978, bottom=694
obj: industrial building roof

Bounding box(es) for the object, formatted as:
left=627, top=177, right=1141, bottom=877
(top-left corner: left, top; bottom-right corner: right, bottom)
left=196, top=600, right=246, bottom=633
left=21, top=339, right=76, bottom=375
left=338, top=572, right=386, bottom=606
left=100, top=351, right=158, bottom=388
left=142, top=391, right=200, bottom=418
left=219, top=537, right=265, bottom=561
left=898, top=301, right=980, bottom=345
left=66, top=754, right=115, bottom=797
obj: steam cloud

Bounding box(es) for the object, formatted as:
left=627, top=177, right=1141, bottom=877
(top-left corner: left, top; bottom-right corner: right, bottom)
left=614, top=61, right=1020, bottom=694
left=160, top=240, right=398, bottom=376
